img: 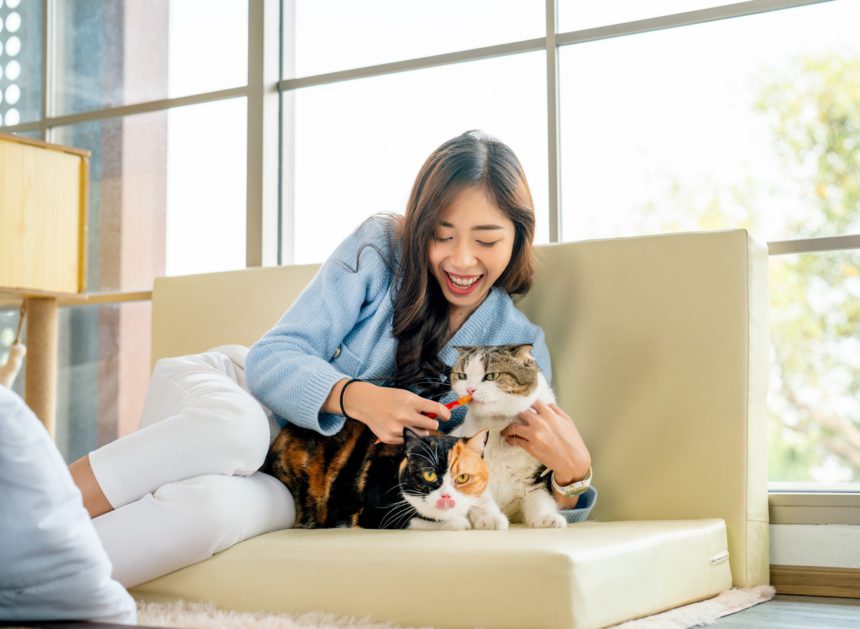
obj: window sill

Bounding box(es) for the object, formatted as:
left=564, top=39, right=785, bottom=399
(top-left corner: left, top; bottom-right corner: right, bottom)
left=769, top=486, right=860, bottom=525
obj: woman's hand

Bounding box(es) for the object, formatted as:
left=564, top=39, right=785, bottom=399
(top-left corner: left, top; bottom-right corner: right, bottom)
left=501, top=400, right=591, bottom=506
left=340, top=381, right=450, bottom=444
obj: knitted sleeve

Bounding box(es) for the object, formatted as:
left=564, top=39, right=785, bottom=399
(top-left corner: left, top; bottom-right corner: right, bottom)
left=246, top=218, right=394, bottom=435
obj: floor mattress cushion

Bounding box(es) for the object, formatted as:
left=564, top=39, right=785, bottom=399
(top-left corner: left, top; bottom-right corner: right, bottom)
left=131, top=518, right=732, bottom=629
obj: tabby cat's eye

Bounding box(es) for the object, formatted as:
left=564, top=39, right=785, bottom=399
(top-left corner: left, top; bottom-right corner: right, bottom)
left=455, top=473, right=470, bottom=484
left=483, top=372, right=499, bottom=381
left=456, top=372, right=467, bottom=380
left=422, top=470, right=438, bottom=482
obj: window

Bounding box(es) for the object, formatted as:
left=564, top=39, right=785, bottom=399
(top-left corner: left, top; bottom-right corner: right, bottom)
left=1, top=0, right=250, bottom=461
left=556, top=0, right=860, bottom=486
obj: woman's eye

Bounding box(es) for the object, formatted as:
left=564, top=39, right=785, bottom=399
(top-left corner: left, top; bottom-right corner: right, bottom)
left=477, top=240, right=500, bottom=248
left=483, top=372, right=499, bottom=381
left=456, top=372, right=467, bottom=380
left=456, top=473, right=470, bottom=484
left=432, top=235, right=452, bottom=242
left=422, top=470, right=438, bottom=483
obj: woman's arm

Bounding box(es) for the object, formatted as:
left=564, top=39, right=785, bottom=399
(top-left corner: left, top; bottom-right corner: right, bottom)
left=245, top=219, right=393, bottom=435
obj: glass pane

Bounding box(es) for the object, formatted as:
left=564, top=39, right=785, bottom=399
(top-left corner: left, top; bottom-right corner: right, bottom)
left=286, top=52, right=548, bottom=264
left=9, top=127, right=41, bottom=139
left=53, top=0, right=247, bottom=115
left=0, top=0, right=42, bottom=126
left=768, top=250, right=860, bottom=487
left=0, top=303, right=25, bottom=398
left=558, top=0, right=731, bottom=32
left=558, top=0, right=860, bottom=243
left=287, top=0, right=543, bottom=78
left=52, top=97, right=247, bottom=291
left=55, top=301, right=152, bottom=463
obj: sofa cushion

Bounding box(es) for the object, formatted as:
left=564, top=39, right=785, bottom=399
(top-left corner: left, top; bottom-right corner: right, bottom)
left=131, top=519, right=731, bottom=629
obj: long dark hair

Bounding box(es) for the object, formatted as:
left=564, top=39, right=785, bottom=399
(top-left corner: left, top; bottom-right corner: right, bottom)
left=391, top=130, right=536, bottom=399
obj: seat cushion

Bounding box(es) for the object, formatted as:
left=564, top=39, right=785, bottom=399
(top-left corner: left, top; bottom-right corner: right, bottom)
left=131, top=519, right=731, bottom=629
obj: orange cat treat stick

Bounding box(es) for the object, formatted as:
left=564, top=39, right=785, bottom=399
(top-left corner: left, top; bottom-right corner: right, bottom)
left=372, top=395, right=472, bottom=445
left=423, top=395, right=472, bottom=421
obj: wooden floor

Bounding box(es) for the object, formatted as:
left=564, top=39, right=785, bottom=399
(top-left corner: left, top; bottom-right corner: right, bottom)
left=713, top=594, right=860, bottom=627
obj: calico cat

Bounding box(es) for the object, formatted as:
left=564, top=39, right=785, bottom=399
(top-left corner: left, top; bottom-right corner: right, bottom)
left=449, top=344, right=567, bottom=529
left=264, top=419, right=489, bottom=530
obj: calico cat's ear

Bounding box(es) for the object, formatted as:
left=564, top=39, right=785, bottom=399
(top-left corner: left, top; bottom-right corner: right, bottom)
left=510, top=344, right=535, bottom=362
left=403, top=427, right=422, bottom=446
left=464, top=430, right=489, bottom=457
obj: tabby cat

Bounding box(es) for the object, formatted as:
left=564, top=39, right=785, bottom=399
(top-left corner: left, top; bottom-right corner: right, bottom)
left=264, top=419, right=489, bottom=530
left=449, top=344, right=567, bottom=529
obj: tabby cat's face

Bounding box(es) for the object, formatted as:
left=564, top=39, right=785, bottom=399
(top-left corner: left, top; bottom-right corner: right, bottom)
left=450, top=344, right=539, bottom=417
left=399, top=429, right=489, bottom=523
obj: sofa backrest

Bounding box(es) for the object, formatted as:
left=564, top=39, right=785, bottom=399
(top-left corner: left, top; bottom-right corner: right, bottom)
left=151, top=229, right=769, bottom=587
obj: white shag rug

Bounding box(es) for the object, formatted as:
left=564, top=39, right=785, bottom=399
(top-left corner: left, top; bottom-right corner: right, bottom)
left=610, top=585, right=776, bottom=628
left=137, top=585, right=775, bottom=629
left=136, top=601, right=429, bottom=629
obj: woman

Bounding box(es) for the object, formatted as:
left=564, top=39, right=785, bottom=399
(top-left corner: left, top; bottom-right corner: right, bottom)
left=70, top=130, right=594, bottom=588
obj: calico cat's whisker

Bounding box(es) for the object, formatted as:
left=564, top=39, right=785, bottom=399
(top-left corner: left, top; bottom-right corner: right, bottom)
left=415, top=440, right=439, bottom=466
left=380, top=503, right=416, bottom=529
left=386, top=504, right=421, bottom=529
left=410, top=452, right=436, bottom=468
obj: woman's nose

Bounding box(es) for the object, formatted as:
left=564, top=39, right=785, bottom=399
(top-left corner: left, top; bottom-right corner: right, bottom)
left=451, top=242, right=477, bottom=269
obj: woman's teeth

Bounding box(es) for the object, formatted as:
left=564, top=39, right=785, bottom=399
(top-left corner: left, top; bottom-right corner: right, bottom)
left=447, top=273, right=480, bottom=288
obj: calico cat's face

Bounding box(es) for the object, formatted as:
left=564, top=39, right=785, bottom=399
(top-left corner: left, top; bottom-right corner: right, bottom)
left=450, top=344, right=539, bottom=417
left=399, top=428, right=489, bottom=523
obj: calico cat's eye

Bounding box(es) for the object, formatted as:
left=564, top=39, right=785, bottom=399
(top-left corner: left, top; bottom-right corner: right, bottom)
left=455, top=372, right=467, bottom=380
left=483, top=372, right=500, bottom=381
left=422, top=470, right=438, bottom=483
left=455, top=473, right=470, bottom=484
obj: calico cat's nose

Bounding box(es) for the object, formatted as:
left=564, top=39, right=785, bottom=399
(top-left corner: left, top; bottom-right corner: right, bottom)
left=436, top=493, right=456, bottom=510
left=466, top=386, right=476, bottom=396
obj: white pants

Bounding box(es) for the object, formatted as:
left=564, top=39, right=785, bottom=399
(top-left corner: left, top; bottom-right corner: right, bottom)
left=89, top=346, right=296, bottom=588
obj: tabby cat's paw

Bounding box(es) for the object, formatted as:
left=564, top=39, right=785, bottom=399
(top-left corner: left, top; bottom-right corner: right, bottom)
left=470, top=510, right=509, bottom=530
left=441, top=515, right=472, bottom=531
left=527, top=512, right=567, bottom=529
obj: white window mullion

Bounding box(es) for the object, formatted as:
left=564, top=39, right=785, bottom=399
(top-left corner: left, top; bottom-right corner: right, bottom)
left=246, top=0, right=281, bottom=268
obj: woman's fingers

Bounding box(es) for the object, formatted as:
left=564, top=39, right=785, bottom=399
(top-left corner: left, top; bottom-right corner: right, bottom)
left=411, top=414, right=441, bottom=432
left=548, top=402, right=571, bottom=421
left=417, top=398, right=452, bottom=421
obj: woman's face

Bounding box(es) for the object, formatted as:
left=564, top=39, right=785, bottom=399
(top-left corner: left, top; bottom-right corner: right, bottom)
left=427, top=185, right=516, bottom=320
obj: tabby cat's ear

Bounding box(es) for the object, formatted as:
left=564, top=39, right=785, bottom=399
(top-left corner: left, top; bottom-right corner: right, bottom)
left=403, top=427, right=422, bottom=445
left=510, top=344, right=535, bottom=362
left=464, top=430, right=489, bottom=457
left=453, top=345, right=476, bottom=355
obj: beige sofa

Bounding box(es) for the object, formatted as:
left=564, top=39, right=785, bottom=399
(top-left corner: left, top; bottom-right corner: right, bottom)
left=131, top=229, right=770, bottom=629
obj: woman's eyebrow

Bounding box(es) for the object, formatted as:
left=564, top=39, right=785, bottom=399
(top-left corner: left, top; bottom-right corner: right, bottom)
left=439, top=221, right=505, bottom=231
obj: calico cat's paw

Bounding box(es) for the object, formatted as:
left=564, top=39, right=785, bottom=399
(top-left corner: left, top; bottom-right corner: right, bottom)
left=470, top=509, right=509, bottom=530
left=527, top=512, right=567, bottom=529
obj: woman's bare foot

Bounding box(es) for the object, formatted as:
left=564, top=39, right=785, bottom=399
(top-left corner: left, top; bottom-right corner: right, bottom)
left=69, top=455, right=114, bottom=518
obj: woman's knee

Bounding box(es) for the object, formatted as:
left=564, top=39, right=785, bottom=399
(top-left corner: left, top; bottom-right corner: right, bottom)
left=153, top=474, right=295, bottom=552
left=195, top=397, right=271, bottom=473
